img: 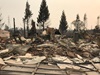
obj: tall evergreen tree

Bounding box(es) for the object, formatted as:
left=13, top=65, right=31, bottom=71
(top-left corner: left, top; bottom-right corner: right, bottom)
left=59, top=11, right=68, bottom=35
left=37, top=0, right=50, bottom=30
left=24, top=1, right=32, bottom=37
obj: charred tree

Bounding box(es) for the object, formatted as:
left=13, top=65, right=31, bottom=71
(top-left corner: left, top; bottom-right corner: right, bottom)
left=28, top=20, right=36, bottom=38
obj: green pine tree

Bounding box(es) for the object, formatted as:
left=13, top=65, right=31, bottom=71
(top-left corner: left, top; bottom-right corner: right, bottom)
left=37, top=0, right=50, bottom=30
left=24, top=1, right=32, bottom=20
left=24, top=1, right=32, bottom=37
left=59, top=11, right=68, bottom=35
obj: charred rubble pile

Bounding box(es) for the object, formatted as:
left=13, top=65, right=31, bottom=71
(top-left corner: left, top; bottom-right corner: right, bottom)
left=0, top=28, right=100, bottom=75
left=0, top=30, right=100, bottom=62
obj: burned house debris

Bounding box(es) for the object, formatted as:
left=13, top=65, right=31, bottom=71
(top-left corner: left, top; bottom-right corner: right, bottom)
left=0, top=14, right=100, bottom=75
left=0, top=16, right=100, bottom=75
left=0, top=23, right=100, bottom=75
left=0, top=0, right=100, bottom=75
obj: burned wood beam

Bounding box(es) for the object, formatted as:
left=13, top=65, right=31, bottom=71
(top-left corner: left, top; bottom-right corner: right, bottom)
left=0, top=74, right=20, bottom=75
left=75, top=65, right=96, bottom=71
left=32, top=63, right=40, bottom=75
left=0, top=70, right=32, bottom=73
left=4, top=64, right=36, bottom=69
left=89, top=60, right=100, bottom=73
left=65, top=67, right=92, bottom=73
left=56, top=63, right=70, bottom=75
left=42, top=59, right=100, bottom=65
left=35, top=72, right=66, bottom=75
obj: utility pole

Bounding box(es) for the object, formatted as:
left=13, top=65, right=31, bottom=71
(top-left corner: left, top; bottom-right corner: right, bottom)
left=91, top=25, right=92, bottom=30
left=13, top=18, right=16, bottom=34
left=97, top=16, right=100, bottom=28
left=23, top=18, right=26, bottom=38
left=13, top=18, right=18, bottom=42
left=8, top=16, right=10, bottom=28
left=84, top=14, right=87, bottom=29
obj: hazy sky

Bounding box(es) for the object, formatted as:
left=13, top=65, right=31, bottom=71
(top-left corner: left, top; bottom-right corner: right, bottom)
left=0, top=0, right=100, bottom=29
